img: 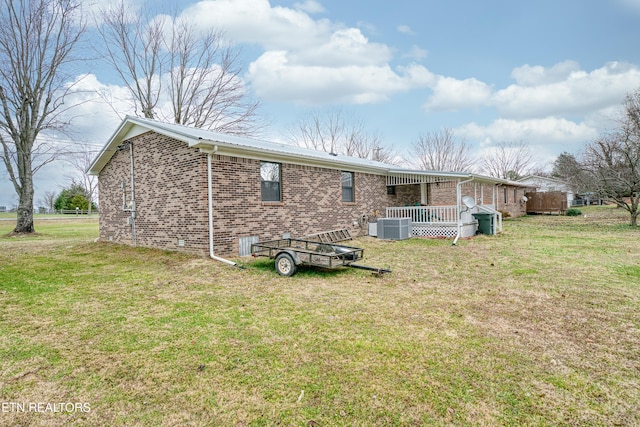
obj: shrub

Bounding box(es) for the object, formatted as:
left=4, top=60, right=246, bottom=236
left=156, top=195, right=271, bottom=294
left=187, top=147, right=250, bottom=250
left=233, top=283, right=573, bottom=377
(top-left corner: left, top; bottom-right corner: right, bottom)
left=565, top=208, right=582, bottom=216
left=54, top=183, right=96, bottom=211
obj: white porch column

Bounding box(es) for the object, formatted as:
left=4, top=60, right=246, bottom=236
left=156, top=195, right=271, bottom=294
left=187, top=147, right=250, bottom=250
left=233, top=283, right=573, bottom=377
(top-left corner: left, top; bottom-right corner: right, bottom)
left=420, top=183, right=428, bottom=205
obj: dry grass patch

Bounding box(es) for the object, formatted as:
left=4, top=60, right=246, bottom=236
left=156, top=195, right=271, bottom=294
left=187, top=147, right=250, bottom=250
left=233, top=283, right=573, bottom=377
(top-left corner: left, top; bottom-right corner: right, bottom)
left=1, top=208, right=639, bottom=426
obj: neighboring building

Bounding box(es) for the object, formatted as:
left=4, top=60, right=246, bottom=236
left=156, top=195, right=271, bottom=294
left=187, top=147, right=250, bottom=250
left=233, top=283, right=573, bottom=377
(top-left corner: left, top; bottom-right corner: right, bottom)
left=88, top=116, right=529, bottom=258
left=517, top=175, right=574, bottom=212
left=518, top=175, right=574, bottom=199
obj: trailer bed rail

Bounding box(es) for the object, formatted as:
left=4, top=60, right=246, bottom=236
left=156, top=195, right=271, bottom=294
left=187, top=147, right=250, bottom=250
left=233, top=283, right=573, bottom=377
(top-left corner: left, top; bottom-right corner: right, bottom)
left=251, top=237, right=389, bottom=276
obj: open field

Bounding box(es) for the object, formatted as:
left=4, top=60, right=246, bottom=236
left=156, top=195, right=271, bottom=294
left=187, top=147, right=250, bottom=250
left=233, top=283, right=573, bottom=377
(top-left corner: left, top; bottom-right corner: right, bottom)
left=1, top=207, right=639, bottom=426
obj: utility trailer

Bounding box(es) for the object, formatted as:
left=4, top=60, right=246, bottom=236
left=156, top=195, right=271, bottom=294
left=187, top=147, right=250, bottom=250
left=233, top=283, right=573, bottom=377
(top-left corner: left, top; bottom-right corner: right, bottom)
left=250, top=237, right=391, bottom=276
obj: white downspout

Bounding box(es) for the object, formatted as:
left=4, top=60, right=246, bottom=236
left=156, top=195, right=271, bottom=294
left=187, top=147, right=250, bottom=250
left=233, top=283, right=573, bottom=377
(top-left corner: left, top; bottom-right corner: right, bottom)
left=207, top=152, right=237, bottom=266
left=452, top=176, right=475, bottom=246
left=129, top=142, right=136, bottom=246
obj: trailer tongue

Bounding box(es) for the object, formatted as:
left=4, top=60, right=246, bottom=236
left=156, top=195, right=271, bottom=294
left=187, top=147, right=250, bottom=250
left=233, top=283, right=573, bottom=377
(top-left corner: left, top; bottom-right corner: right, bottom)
left=251, top=237, right=391, bottom=277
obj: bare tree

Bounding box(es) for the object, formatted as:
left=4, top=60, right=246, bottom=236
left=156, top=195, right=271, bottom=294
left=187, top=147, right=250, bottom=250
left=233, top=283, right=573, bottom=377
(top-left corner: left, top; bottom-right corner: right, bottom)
left=97, top=1, right=263, bottom=136
left=64, top=143, right=99, bottom=215
left=286, top=108, right=397, bottom=163
left=96, top=1, right=164, bottom=119
left=479, top=141, right=534, bottom=180
left=0, top=0, right=85, bottom=233
left=38, top=191, right=57, bottom=213
left=583, top=89, right=640, bottom=226
left=410, top=128, right=474, bottom=172
left=167, top=20, right=262, bottom=135
left=286, top=109, right=344, bottom=154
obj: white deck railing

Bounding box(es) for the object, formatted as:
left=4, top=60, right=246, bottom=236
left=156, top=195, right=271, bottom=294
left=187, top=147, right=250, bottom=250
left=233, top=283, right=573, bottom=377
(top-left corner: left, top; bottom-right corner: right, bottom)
left=386, top=205, right=459, bottom=224
left=386, top=204, right=503, bottom=238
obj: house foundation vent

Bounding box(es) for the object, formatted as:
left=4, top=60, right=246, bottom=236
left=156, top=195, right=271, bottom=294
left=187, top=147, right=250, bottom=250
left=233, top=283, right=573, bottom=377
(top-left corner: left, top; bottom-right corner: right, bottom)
left=239, top=236, right=259, bottom=256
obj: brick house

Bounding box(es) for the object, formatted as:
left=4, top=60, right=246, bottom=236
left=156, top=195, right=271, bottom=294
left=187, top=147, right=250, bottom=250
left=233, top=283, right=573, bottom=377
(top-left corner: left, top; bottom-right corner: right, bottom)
left=89, top=117, right=529, bottom=258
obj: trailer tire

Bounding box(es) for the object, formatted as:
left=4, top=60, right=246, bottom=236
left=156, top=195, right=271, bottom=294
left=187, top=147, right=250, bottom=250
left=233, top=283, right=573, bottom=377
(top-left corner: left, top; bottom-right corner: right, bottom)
left=275, top=253, right=297, bottom=276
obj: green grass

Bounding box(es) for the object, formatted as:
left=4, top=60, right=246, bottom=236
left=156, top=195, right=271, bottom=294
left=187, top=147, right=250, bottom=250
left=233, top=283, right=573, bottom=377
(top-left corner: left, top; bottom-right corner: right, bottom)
left=1, top=207, right=639, bottom=426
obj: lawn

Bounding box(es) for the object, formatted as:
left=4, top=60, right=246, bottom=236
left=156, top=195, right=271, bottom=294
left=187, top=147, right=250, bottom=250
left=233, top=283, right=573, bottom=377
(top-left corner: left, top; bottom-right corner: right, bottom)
left=1, top=207, right=639, bottom=426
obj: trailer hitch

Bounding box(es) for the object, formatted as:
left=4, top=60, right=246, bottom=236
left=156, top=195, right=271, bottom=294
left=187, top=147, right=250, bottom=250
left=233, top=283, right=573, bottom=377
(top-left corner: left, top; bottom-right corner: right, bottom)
left=348, top=263, right=392, bottom=276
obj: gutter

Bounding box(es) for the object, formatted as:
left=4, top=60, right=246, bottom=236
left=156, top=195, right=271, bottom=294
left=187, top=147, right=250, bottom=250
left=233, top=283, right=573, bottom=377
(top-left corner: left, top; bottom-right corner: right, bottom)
left=206, top=151, right=237, bottom=266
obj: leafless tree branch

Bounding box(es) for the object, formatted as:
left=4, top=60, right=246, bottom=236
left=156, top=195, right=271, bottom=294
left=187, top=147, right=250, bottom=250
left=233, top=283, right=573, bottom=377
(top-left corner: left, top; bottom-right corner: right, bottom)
left=479, top=141, right=534, bottom=180
left=583, top=88, right=640, bottom=225
left=410, top=128, right=474, bottom=172
left=286, top=108, right=397, bottom=163
left=0, top=0, right=85, bottom=233
left=96, top=1, right=265, bottom=136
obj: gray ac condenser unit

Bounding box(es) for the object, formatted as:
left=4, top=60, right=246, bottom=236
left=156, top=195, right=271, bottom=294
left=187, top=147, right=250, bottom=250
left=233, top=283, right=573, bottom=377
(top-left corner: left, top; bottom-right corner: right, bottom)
left=377, top=217, right=412, bottom=240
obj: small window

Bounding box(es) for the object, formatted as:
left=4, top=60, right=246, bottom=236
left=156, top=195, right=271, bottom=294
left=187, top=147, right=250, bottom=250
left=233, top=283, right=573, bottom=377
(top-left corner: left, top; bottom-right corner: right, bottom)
left=514, top=188, right=517, bottom=203
left=342, top=171, right=354, bottom=202
left=261, top=161, right=281, bottom=202
left=503, top=187, right=508, bottom=204
left=386, top=185, right=396, bottom=195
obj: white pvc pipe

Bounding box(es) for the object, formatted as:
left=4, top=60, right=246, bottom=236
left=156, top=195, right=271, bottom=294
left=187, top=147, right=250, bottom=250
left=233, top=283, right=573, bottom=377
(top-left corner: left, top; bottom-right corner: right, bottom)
left=129, top=142, right=136, bottom=246
left=207, top=153, right=237, bottom=266
left=452, top=177, right=475, bottom=245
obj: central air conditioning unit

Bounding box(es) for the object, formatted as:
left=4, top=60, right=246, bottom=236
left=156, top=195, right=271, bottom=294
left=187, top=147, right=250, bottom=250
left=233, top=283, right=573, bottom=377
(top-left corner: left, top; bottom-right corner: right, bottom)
left=376, top=217, right=412, bottom=240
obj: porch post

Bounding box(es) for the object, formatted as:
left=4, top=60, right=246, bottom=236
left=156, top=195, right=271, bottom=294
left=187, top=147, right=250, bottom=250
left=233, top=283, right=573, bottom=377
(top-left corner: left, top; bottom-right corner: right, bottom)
left=420, top=183, right=428, bottom=205
left=456, top=179, right=461, bottom=220
left=493, top=184, right=497, bottom=210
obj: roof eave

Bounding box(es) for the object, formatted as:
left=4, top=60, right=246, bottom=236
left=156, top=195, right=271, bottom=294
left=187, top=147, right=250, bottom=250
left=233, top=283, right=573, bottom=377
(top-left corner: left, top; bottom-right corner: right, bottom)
left=193, top=139, right=391, bottom=175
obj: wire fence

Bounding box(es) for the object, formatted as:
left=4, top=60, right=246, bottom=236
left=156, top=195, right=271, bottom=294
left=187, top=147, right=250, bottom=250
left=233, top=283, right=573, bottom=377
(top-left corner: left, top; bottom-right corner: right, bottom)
left=0, top=207, right=98, bottom=215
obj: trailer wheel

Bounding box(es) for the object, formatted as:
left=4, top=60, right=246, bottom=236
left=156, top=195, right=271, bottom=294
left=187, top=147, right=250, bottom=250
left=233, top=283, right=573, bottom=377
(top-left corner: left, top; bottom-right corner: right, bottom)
left=275, top=253, right=297, bottom=276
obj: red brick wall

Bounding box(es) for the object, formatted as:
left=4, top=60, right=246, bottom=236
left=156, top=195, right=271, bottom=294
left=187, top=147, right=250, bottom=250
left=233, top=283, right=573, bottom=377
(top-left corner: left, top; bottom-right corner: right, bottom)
left=427, top=181, right=527, bottom=217
left=98, top=132, right=392, bottom=257
left=98, top=132, right=210, bottom=254
left=209, top=155, right=391, bottom=255
left=392, top=184, right=421, bottom=206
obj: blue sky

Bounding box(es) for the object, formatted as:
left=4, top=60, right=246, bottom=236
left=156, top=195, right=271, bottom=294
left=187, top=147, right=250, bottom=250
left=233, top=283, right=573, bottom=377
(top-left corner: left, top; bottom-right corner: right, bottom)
left=2, top=0, right=640, bottom=207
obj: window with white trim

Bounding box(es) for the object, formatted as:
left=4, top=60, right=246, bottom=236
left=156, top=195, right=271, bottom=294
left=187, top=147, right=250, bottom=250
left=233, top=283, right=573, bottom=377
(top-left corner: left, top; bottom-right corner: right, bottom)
left=261, top=161, right=281, bottom=202
left=341, top=171, right=354, bottom=202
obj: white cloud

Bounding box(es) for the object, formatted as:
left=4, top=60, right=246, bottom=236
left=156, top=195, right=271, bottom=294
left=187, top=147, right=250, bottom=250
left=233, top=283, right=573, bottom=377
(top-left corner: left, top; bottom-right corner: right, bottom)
left=421, top=61, right=640, bottom=121
left=179, top=0, right=431, bottom=105
left=458, top=117, right=599, bottom=152
left=494, top=61, right=640, bottom=118
left=293, top=0, right=325, bottom=14
left=403, top=45, right=428, bottom=60
left=510, top=60, right=581, bottom=86
left=180, top=0, right=336, bottom=51
left=289, top=28, right=392, bottom=67
left=62, top=74, right=133, bottom=141
left=248, top=51, right=433, bottom=104
left=423, top=76, right=493, bottom=111
left=397, top=24, right=415, bottom=35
